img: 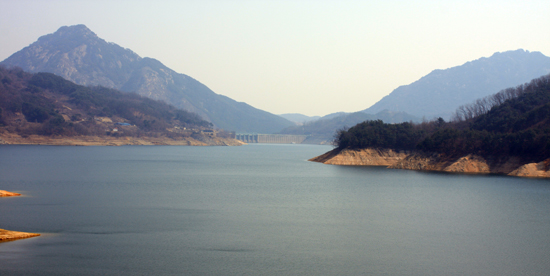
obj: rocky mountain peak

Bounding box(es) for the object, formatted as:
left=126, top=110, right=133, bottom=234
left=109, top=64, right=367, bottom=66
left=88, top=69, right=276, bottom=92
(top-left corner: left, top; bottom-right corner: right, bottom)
left=2, top=24, right=142, bottom=89
left=48, top=24, right=98, bottom=40
left=34, top=24, right=107, bottom=51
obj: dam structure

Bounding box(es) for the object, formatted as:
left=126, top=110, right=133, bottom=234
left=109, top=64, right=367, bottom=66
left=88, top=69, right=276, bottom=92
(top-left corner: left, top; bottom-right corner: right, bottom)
left=236, top=133, right=308, bottom=144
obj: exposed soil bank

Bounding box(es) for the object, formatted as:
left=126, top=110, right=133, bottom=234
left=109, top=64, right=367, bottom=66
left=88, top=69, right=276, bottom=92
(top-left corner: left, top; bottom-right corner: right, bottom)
left=0, top=133, right=245, bottom=146
left=309, top=148, right=408, bottom=166
left=310, top=148, right=550, bottom=178
left=0, top=229, right=40, bottom=242
left=0, top=190, right=22, bottom=197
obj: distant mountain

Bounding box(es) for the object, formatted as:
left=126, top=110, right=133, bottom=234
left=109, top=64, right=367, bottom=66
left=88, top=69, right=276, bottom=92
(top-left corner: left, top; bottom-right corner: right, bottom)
left=280, top=110, right=418, bottom=144
left=1, top=24, right=294, bottom=133
left=364, top=49, right=550, bottom=119
left=318, top=112, right=349, bottom=120
left=278, top=113, right=321, bottom=125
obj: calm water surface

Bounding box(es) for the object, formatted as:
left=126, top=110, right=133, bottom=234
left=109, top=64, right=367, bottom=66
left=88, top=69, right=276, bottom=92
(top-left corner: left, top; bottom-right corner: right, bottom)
left=0, top=144, right=549, bottom=275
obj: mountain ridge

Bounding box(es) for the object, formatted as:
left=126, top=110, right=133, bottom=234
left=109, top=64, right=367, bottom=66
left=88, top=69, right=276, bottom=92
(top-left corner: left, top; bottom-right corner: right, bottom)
left=364, top=49, right=550, bottom=119
left=278, top=113, right=321, bottom=125
left=280, top=110, right=418, bottom=144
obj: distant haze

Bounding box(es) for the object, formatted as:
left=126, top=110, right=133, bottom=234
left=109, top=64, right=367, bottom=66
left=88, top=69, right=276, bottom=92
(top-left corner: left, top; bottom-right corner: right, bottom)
left=1, top=1, right=549, bottom=116
left=278, top=113, right=321, bottom=125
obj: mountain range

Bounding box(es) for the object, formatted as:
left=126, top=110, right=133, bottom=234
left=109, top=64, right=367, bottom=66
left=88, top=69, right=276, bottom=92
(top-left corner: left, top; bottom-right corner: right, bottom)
left=280, top=49, right=550, bottom=143
left=3, top=25, right=550, bottom=140
left=1, top=25, right=294, bottom=133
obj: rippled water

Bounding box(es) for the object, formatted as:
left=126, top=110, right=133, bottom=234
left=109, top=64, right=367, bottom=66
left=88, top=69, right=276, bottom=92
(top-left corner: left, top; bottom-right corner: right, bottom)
left=1, top=144, right=549, bottom=275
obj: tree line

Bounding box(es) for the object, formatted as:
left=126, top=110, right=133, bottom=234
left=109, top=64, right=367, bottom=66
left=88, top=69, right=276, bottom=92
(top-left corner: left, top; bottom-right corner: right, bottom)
left=452, top=76, right=549, bottom=122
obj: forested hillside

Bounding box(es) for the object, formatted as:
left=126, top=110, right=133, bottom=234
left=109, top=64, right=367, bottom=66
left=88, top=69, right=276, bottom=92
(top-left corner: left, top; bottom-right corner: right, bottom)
left=0, top=66, right=213, bottom=139
left=335, top=74, right=550, bottom=163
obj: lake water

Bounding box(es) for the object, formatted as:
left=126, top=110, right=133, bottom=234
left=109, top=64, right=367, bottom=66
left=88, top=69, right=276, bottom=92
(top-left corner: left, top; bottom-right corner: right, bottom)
left=1, top=144, right=549, bottom=275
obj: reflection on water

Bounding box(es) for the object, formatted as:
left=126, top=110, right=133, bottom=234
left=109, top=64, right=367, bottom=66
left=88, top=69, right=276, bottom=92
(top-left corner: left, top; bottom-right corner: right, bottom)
left=0, top=144, right=549, bottom=276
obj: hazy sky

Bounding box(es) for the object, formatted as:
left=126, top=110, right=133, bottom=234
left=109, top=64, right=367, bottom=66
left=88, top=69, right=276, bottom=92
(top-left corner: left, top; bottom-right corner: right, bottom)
left=1, top=0, right=549, bottom=116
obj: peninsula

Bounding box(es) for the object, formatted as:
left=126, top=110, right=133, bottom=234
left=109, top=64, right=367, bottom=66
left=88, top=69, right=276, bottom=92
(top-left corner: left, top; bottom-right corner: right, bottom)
left=311, top=74, right=550, bottom=178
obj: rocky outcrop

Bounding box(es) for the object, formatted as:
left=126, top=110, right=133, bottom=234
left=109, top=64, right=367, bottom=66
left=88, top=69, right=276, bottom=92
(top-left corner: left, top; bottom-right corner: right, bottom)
left=509, top=159, right=550, bottom=178
left=443, top=155, right=491, bottom=173
left=390, top=154, right=492, bottom=173
left=311, top=148, right=550, bottom=178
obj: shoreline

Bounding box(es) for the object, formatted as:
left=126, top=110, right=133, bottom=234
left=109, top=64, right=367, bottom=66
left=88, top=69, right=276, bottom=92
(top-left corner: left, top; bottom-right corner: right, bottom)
left=0, top=191, right=41, bottom=242
left=0, top=133, right=245, bottom=146
left=0, top=135, right=245, bottom=242
left=0, top=229, right=41, bottom=242
left=0, top=190, right=22, bottom=197
left=310, top=148, right=550, bottom=178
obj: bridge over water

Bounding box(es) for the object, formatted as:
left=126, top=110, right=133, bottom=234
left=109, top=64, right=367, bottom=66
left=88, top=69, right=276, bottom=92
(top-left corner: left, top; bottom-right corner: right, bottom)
left=236, top=133, right=307, bottom=144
